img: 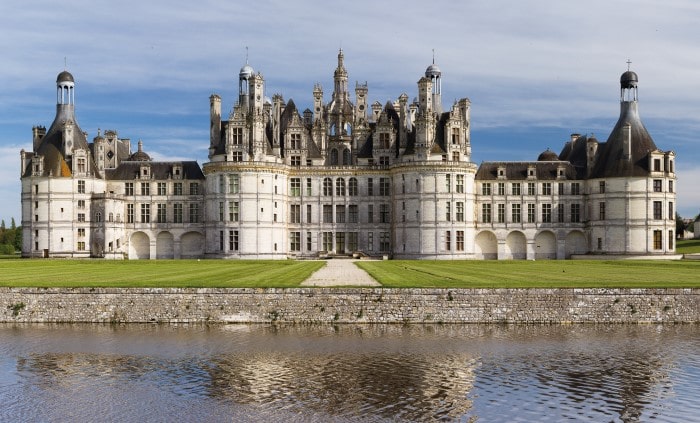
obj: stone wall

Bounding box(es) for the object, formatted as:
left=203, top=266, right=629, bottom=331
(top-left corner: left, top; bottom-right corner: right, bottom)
left=1, top=288, right=698, bottom=324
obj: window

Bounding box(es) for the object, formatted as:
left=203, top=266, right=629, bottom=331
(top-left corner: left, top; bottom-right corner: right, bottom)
left=557, top=204, right=564, bottom=222
left=669, top=202, right=674, bottom=220
left=336, top=205, right=345, bottom=223
left=290, top=232, right=301, bottom=252
left=368, top=204, right=374, bottom=223
left=542, top=183, right=552, bottom=195
left=456, top=202, right=464, bottom=222
left=482, top=183, right=492, bottom=195
left=512, top=203, right=521, bottom=223
left=527, top=203, right=536, bottom=223
left=232, top=127, right=243, bottom=145
left=290, top=133, right=301, bottom=149
left=653, top=201, right=662, bottom=220
left=445, top=231, right=451, bottom=250
left=482, top=204, right=492, bottom=223
left=571, top=183, right=580, bottom=195
left=653, top=179, right=662, bottom=192
left=157, top=203, right=167, bottom=223
left=527, top=182, right=536, bottom=195
left=77, top=228, right=85, bottom=237
left=497, top=203, right=505, bottom=223
left=558, top=183, right=565, bottom=195
left=653, top=230, right=662, bottom=249
left=229, top=230, right=239, bottom=251
left=77, top=158, right=86, bottom=174
left=379, top=156, right=389, bottom=166
left=158, top=182, right=167, bottom=195
left=451, top=127, right=460, bottom=144
left=542, top=203, right=552, bottom=223
left=511, top=183, right=521, bottom=196
left=367, top=232, right=374, bottom=251
left=497, top=182, right=505, bottom=196
left=174, top=182, right=183, bottom=196
left=348, top=178, right=358, bottom=196
left=348, top=232, right=358, bottom=252
left=77, top=200, right=85, bottom=209
left=77, top=242, right=86, bottom=251
left=127, top=204, right=134, bottom=223
left=654, top=159, right=661, bottom=172
left=189, top=203, right=199, bottom=223
left=571, top=203, right=581, bottom=223
left=452, top=151, right=460, bottom=161
left=379, top=178, right=390, bottom=196
left=306, top=204, right=312, bottom=223
left=669, top=180, right=674, bottom=193
left=456, top=174, right=464, bottom=193
left=290, top=178, right=301, bottom=196
left=323, top=205, right=333, bottom=223
left=379, top=232, right=390, bottom=251
left=232, top=152, right=243, bottom=162
left=140, top=182, right=150, bottom=196
left=669, top=230, right=674, bottom=250
left=367, top=178, right=374, bottom=196
left=323, top=232, right=333, bottom=251
left=307, top=232, right=312, bottom=251
left=291, top=156, right=301, bottom=166
left=306, top=178, right=312, bottom=196
left=78, top=180, right=85, bottom=194
left=446, top=202, right=451, bottom=221
left=290, top=204, right=301, bottom=223
left=599, top=202, right=606, bottom=220
left=598, top=238, right=603, bottom=250
left=349, top=205, right=358, bottom=223
left=189, top=183, right=199, bottom=195
left=173, top=204, right=183, bottom=223
left=445, top=175, right=452, bottom=192
left=336, top=178, right=346, bottom=196
left=140, top=204, right=150, bottom=223
left=456, top=231, right=464, bottom=251
left=218, top=175, right=225, bottom=194
left=219, top=202, right=225, bottom=221
left=323, top=178, right=332, bottom=196
left=379, top=204, right=390, bottom=223
left=228, top=201, right=238, bottom=222
left=229, top=174, right=240, bottom=194
left=379, top=133, right=390, bottom=149
left=599, top=181, right=606, bottom=194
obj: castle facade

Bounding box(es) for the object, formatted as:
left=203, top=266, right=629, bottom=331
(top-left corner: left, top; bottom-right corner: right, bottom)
left=20, top=51, right=677, bottom=259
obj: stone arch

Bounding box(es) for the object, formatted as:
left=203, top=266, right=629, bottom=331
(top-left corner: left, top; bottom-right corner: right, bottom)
left=565, top=230, right=587, bottom=258
left=535, top=230, right=557, bottom=259
left=156, top=231, right=174, bottom=259
left=505, top=231, right=527, bottom=260
left=342, top=148, right=351, bottom=165
left=129, top=231, right=150, bottom=260
left=180, top=231, right=204, bottom=259
left=475, top=231, right=497, bottom=260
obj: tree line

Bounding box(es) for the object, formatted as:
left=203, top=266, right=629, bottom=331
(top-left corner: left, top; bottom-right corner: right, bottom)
left=0, top=218, right=21, bottom=255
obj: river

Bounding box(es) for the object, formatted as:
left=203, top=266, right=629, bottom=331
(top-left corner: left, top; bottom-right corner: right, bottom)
left=1, top=323, right=698, bottom=422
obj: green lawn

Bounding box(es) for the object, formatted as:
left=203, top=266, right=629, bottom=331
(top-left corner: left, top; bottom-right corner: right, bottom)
left=356, top=259, right=700, bottom=288
left=677, top=239, right=700, bottom=254
left=0, top=259, right=324, bottom=288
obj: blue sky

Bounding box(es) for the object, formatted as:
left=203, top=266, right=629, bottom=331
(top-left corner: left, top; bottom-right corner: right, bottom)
left=2, top=0, right=699, bottom=222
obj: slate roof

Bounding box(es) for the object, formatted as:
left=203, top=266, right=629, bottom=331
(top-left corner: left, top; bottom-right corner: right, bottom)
left=105, top=161, right=204, bottom=181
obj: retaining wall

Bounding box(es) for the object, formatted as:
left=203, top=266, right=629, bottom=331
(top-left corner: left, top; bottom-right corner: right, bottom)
left=1, top=288, right=699, bottom=324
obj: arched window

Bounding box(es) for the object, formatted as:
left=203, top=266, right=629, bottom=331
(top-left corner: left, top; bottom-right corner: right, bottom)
left=323, top=178, right=333, bottom=196
left=343, top=148, right=351, bottom=165
left=330, top=149, right=339, bottom=165
left=95, top=212, right=102, bottom=223
left=108, top=212, right=114, bottom=222
left=330, top=124, right=336, bottom=136
left=345, top=123, right=352, bottom=135
left=348, top=178, right=358, bottom=196
left=336, top=178, right=346, bottom=196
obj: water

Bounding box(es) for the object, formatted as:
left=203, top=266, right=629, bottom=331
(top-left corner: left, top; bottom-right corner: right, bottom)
left=0, top=324, right=698, bottom=422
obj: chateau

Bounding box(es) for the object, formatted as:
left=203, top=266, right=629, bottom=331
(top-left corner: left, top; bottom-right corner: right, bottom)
left=20, top=51, right=677, bottom=259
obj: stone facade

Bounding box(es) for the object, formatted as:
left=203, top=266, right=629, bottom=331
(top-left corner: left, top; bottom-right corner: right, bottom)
left=20, top=53, right=677, bottom=259
left=1, top=288, right=698, bottom=324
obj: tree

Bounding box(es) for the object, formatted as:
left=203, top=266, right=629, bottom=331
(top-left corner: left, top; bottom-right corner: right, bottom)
left=676, top=212, right=685, bottom=239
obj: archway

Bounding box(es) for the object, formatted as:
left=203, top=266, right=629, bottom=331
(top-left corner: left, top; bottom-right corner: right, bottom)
left=475, top=231, right=497, bottom=260
left=505, top=231, right=527, bottom=260
left=181, top=232, right=204, bottom=259
left=565, top=231, right=587, bottom=257
left=129, top=231, right=150, bottom=260
left=535, top=231, right=557, bottom=259
left=156, top=231, right=174, bottom=259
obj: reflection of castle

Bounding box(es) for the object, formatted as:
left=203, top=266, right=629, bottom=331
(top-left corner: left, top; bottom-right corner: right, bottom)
left=20, top=52, right=676, bottom=259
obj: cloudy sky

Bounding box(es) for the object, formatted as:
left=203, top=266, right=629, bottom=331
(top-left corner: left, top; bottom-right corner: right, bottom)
left=2, top=0, right=699, bottom=222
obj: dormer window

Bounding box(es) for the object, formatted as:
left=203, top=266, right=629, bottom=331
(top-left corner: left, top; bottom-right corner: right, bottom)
left=140, top=166, right=150, bottom=178
left=172, top=165, right=182, bottom=179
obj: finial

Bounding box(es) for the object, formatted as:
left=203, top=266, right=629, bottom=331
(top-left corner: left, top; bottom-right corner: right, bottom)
left=64, top=57, right=67, bottom=70
left=626, top=59, right=632, bottom=71
left=245, top=46, right=249, bottom=64
left=432, top=49, right=435, bottom=64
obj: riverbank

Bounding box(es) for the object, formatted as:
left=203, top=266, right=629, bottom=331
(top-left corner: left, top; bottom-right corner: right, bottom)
left=2, top=287, right=698, bottom=324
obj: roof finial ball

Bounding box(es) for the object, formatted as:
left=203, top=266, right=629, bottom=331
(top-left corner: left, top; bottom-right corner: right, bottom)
left=620, top=59, right=638, bottom=102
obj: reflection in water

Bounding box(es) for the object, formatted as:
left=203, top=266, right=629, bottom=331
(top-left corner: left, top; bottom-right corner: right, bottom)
left=1, top=324, right=698, bottom=422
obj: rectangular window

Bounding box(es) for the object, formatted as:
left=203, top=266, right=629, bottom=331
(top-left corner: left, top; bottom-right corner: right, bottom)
left=141, top=203, right=150, bottom=223
left=77, top=228, right=85, bottom=237
left=653, top=201, right=662, bottom=220
left=307, top=232, right=312, bottom=251
left=348, top=232, right=358, bottom=252
left=446, top=202, right=451, bottom=221
left=349, top=205, right=358, bottom=223
left=379, top=178, right=390, bottom=196
left=367, top=232, right=374, bottom=251
left=336, top=232, right=346, bottom=253
left=140, top=182, right=150, bottom=196
left=174, top=182, right=183, bottom=196
left=77, top=180, right=85, bottom=194
left=599, top=181, right=606, bottom=194
left=367, top=178, right=374, bottom=196
left=290, top=204, right=300, bottom=224
left=127, top=204, right=134, bottom=223
left=456, top=202, right=464, bottom=222
left=482, top=203, right=492, bottom=223
left=379, top=132, right=390, bottom=149
left=669, top=180, right=674, bottom=193
left=445, top=174, right=452, bottom=192
left=229, top=201, right=239, bottom=222
left=527, top=203, right=536, bottom=223
left=290, top=133, right=301, bottom=149
left=654, top=159, right=661, bottom=172
left=527, top=182, right=536, bottom=196
left=599, top=202, right=606, bottom=220
left=542, top=183, right=552, bottom=195
left=189, top=183, right=199, bottom=195
left=557, top=204, right=564, bottom=222
left=511, top=183, right=521, bottom=196
left=229, top=230, right=239, bottom=251
left=571, top=203, right=581, bottom=223
left=542, top=203, right=552, bottom=223
left=379, top=156, right=390, bottom=166
left=157, top=203, right=167, bottom=223
left=512, top=203, right=521, bottom=223
left=456, top=174, right=464, bottom=193
left=497, top=203, right=505, bottom=223
left=669, top=230, right=674, bottom=251
left=306, top=204, right=312, bottom=224
left=379, top=232, right=390, bottom=251
left=290, top=232, right=301, bottom=252
left=173, top=203, right=182, bottom=223
left=482, top=183, right=492, bottom=195
left=653, top=230, right=662, bottom=249
left=77, top=158, right=86, bottom=174
left=157, top=182, right=167, bottom=196
left=380, top=204, right=390, bottom=223
left=290, top=178, right=301, bottom=196
left=336, top=178, right=346, bottom=196
left=77, top=199, right=85, bottom=209
left=232, top=127, right=243, bottom=145
left=336, top=205, right=345, bottom=223
left=558, top=183, right=564, bottom=195
left=323, top=205, right=333, bottom=223
left=368, top=204, right=374, bottom=223
left=189, top=203, right=199, bottom=223
left=456, top=231, right=464, bottom=251
left=218, top=175, right=225, bottom=194
left=228, top=174, right=240, bottom=194
left=323, top=178, right=332, bottom=196
left=77, top=241, right=85, bottom=251
left=290, top=156, right=301, bottom=166
left=306, top=178, right=313, bottom=196
left=571, top=183, right=580, bottom=195
left=323, top=232, right=333, bottom=251
left=669, top=202, right=674, bottom=220
left=653, top=179, right=662, bottom=192
left=218, top=202, right=224, bottom=221
left=219, top=231, right=224, bottom=251
left=445, top=231, right=451, bottom=251
left=497, top=182, right=505, bottom=196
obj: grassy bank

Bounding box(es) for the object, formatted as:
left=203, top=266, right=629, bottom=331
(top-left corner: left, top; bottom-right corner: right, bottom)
left=0, top=259, right=324, bottom=288
left=355, top=260, right=700, bottom=289
left=677, top=239, right=700, bottom=254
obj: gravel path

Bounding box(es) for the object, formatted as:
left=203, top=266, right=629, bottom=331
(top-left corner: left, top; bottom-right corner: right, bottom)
left=301, top=259, right=381, bottom=287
